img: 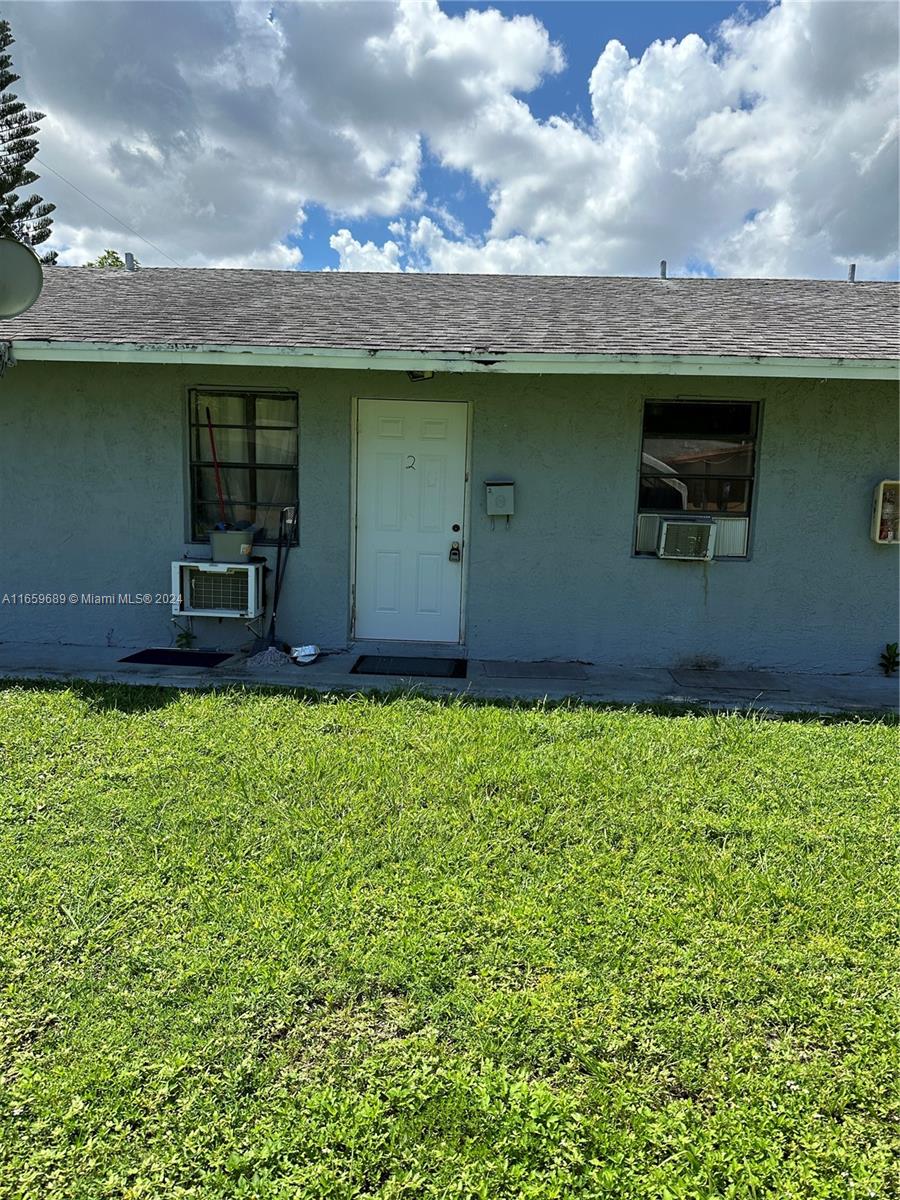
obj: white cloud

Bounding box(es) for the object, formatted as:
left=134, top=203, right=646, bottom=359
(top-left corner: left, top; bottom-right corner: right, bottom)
left=329, top=229, right=402, bottom=272
left=7, top=0, right=561, bottom=266
left=199, top=241, right=304, bottom=271
left=408, top=1, right=899, bottom=277
left=4, top=0, right=897, bottom=277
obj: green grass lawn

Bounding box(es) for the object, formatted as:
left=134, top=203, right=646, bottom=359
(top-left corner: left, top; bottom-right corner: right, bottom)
left=0, top=684, right=897, bottom=1200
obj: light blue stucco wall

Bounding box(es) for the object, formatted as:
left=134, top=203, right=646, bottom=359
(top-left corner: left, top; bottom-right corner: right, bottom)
left=0, top=359, right=896, bottom=672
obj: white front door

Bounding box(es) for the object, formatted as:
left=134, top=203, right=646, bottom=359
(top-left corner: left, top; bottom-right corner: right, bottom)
left=354, top=398, right=468, bottom=642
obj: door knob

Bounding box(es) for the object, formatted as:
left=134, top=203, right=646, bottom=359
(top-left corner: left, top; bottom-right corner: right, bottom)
left=449, top=541, right=461, bottom=563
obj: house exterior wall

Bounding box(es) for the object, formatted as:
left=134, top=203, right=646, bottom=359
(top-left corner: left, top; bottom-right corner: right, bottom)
left=0, top=359, right=896, bottom=672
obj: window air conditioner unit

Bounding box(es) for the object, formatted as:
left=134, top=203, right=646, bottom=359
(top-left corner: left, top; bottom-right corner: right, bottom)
left=171, top=561, right=265, bottom=618
left=657, top=520, right=717, bottom=561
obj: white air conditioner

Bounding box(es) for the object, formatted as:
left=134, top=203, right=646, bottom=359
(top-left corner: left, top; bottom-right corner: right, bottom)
left=171, top=561, right=265, bottom=618
left=657, top=520, right=717, bottom=561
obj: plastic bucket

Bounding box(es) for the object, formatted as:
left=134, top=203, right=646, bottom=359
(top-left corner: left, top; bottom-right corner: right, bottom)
left=210, top=530, right=254, bottom=563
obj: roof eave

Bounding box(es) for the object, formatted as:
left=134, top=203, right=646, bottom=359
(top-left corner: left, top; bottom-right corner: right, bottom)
left=8, top=340, right=899, bottom=380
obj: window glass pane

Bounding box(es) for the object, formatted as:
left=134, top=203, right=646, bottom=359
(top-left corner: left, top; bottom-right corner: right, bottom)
left=193, top=500, right=258, bottom=534
left=251, top=505, right=296, bottom=543
left=639, top=476, right=751, bottom=514
left=192, top=501, right=221, bottom=539
left=192, top=465, right=218, bottom=505
left=642, top=437, right=754, bottom=477
left=193, top=425, right=250, bottom=463
left=255, top=395, right=298, bottom=427
left=193, top=392, right=247, bottom=426
left=639, top=475, right=691, bottom=511
left=254, top=467, right=297, bottom=507
left=253, top=427, right=298, bottom=465
left=192, top=501, right=260, bottom=538
left=193, top=427, right=296, bottom=466
left=191, top=473, right=298, bottom=534
left=643, top=401, right=756, bottom=438
left=189, top=391, right=299, bottom=544
left=192, top=466, right=252, bottom=504
left=192, top=503, right=299, bottom=542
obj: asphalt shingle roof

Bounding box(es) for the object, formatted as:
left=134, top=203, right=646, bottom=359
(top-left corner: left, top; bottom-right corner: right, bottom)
left=1, top=268, right=897, bottom=360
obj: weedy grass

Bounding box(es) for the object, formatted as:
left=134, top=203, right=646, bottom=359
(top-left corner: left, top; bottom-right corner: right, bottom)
left=0, top=682, right=897, bottom=1199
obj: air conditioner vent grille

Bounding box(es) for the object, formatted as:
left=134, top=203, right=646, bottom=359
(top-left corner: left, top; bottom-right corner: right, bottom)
left=189, top=569, right=248, bottom=612
left=637, top=514, right=747, bottom=557
left=170, top=561, right=265, bottom=618
left=658, top=520, right=716, bottom=561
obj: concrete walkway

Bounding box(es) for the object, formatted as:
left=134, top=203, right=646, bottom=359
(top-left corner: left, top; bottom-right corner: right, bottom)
left=0, top=642, right=896, bottom=715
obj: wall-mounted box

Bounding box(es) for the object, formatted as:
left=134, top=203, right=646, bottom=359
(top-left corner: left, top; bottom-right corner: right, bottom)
left=871, top=480, right=900, bottom=544
left=485, top=481, right=515, bottom=516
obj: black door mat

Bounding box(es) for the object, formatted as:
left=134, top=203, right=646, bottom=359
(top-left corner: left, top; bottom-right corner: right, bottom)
left=351, top=655, right=468, bottom=678
left=119, top=649, right=234, bottom=668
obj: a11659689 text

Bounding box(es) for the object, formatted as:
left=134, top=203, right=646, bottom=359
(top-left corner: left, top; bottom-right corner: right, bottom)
left=1, top=593, right=181, bottom=606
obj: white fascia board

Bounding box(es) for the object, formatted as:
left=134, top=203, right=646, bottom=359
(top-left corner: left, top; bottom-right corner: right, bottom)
left=9, top=340, right=899, bottom=380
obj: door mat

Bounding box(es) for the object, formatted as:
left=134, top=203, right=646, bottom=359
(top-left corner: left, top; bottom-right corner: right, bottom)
left=669, top=669, right=789, bottom=692
left=119, top=649, right=234, bottom=668
left=351, top=655, right=468, bottom=679
left=479, top=660, right=588, bottom=680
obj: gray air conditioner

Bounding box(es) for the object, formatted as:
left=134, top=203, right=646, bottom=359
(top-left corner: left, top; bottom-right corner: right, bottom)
left=657, top=520, right=717, bottom=561
left=171, top=561, right=265, bottom=618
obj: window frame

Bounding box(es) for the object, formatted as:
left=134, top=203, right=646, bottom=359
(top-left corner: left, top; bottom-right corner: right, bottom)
left=186, top=387, right=299, bottom=546
left=633, top=397, right=761, bottom=560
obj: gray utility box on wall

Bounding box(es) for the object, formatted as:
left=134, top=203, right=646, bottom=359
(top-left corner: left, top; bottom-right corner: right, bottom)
left=485, top=481, right=515, bottom=516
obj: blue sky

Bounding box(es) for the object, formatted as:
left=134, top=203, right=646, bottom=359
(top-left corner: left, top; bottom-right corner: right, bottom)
left=465, top=3, right=751, bottom=119
left=296, top=2, right=764, bottom=271
left=7, top=0, right=898, bottom=279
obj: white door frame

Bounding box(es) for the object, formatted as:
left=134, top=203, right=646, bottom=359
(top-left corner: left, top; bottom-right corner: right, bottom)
left=349, top=395, right=473, bottom=645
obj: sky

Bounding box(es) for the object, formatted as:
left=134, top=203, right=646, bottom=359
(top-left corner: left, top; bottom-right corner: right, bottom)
left=5, top=0, right=899, bottom=278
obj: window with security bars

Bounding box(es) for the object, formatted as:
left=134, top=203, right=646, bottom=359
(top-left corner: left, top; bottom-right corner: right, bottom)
left=636, top=399, right=759, bottom=557
left=189, top=389, right=299, bottom=544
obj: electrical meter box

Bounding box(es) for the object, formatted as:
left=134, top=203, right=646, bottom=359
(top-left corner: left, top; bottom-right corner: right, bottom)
left=485, top=481, right=515, bottom=516
left=871, top=480, right=900, bottom=543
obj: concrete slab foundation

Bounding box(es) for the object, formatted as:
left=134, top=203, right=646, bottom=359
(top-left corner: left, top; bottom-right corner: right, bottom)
left=669, top=669, right=790, bottom=691
left=479, top=660, right=589, bottom=680
left=0, top=643, right=896, bottom=716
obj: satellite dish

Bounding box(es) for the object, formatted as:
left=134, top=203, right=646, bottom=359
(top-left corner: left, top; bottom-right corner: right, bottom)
left=0, top=237, right=44, bottom=318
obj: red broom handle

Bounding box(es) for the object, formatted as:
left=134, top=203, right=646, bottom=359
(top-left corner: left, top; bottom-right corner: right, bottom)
left=205, top=406, right=227, bottom=526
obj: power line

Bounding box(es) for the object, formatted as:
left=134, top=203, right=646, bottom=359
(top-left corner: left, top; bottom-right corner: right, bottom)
left=34, top=156, right=182, bottom=266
